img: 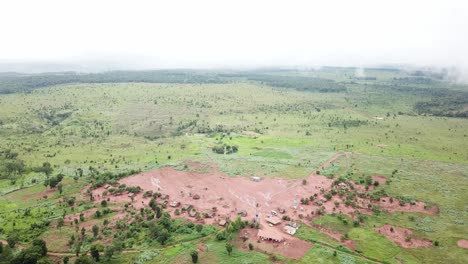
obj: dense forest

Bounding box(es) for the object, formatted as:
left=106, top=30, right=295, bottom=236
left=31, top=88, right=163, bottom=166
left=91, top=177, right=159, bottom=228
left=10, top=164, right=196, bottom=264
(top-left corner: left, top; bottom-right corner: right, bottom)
left=0, top=71, right=226, bottom=94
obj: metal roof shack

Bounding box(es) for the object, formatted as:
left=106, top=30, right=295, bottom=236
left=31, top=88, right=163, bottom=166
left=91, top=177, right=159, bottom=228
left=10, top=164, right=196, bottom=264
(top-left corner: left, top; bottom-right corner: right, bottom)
left=265, top=216, right=282, bottom=225
left=251, top=176, right=262, bottom=182
left=284, top=225, right=297, bottom=235
left=287, top=221, right=299, bottom=228
left=170, top=201, right=180, bottom=207
left=188, top=208, right=197, bottom=217
left=182, top=205, right=193, bottom=211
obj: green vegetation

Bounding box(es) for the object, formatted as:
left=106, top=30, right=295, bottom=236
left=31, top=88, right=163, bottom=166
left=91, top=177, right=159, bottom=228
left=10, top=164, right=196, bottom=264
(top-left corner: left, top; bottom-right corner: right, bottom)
left=0, top=67, right=466, bottom=263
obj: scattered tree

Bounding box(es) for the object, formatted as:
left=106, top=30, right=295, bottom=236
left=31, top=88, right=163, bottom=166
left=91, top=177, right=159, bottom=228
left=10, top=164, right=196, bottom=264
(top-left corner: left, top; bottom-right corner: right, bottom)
left=225, top=243, right=233, bottom=256
left=90, top=245, right=100, bottom=262
left=190, top=250, right=198, bottom=263
left=248, top=243, right=254, bottom=250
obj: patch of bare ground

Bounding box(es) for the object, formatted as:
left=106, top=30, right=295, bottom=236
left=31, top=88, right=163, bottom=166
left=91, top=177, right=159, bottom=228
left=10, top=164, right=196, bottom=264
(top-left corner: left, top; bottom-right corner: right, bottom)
left=90, top=166, right=344, bottom=226
left=374, top=224, right=432, bottom=248
left=62, top=207, right=126, bottom=230
left=78, top=152, right=437, bottom=259
left=235, top=227, right=313, bottom=260
left=306, top=223, right=357, bottom=250
left=24, top=187, right=57, bottom=201
left=377, top=197, right=438, bottom=215
left=371, top=175, right=387, bottom=185
left=0, top=239, right=26, bottom=249
left=41, top=232, right=70, bottom=253
left=457, top=239, right=468, bottom=249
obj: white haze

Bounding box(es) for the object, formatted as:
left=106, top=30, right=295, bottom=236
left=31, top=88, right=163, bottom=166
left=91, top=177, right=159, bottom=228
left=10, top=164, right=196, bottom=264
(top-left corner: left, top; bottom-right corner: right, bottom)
left=0, top=0, right=467, bottom=76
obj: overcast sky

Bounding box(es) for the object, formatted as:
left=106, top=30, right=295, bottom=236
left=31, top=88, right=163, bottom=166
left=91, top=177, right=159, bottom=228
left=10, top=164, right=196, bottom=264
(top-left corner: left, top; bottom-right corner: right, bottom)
left=0, top=0, right=467, bottom=70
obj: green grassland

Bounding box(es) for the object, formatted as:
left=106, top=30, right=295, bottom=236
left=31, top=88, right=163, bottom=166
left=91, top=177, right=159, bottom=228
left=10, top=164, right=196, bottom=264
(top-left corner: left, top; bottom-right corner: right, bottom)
left=0, top=68, right=467, bottom=263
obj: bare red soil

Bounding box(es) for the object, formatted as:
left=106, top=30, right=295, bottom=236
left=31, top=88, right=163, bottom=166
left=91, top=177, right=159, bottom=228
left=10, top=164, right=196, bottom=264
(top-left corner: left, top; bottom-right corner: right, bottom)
left=236, top=227, right=313, bottom=259
left=372, top=175, right=388, bottom=185
left=83, top=153, right=436, bottom=258
left=457, top=239, right=468, bottom=249
left=90, top=166, right=371, bottom=225
left=307, top=223, right=357, bottom=250
left=377, top=197, right=438, bottom=215
left=374, top=224, right=432, bottom=248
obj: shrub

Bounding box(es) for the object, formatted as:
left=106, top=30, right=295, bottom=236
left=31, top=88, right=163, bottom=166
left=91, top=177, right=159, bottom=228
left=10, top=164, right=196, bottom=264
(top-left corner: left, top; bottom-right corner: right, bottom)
left=191, top=250, right=198, bottom=263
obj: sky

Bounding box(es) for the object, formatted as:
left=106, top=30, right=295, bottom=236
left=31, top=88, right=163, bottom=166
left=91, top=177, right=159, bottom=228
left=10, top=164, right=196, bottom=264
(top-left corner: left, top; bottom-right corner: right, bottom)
left=0, top=0, right=467, bottom=70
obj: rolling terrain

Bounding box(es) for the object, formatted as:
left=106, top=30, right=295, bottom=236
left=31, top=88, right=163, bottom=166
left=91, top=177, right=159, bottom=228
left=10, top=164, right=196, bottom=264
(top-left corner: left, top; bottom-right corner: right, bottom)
left=0, top=68, right=467, bottom=264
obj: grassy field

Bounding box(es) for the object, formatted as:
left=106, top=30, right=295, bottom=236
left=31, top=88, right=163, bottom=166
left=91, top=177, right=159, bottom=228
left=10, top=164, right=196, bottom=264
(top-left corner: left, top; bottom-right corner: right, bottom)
left=0, top=68, right=467, bottom=263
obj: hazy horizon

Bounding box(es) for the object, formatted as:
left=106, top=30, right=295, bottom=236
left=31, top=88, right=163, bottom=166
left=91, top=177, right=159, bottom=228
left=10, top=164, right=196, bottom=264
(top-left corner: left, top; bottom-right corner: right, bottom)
left=1, top=0, right=468, bottom=75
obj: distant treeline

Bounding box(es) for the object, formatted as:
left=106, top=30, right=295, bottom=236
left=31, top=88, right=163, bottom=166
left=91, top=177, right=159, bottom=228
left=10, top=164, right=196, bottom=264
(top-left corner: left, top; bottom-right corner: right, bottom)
left=0, top=70, right=227, bottom=94
left=0, top=70, right=349, bottom=94
left=373, top=83, right=468, bottom=118
left=414, top=95, right=468, bottom=118
left=242, top=74, right=347, bottom=93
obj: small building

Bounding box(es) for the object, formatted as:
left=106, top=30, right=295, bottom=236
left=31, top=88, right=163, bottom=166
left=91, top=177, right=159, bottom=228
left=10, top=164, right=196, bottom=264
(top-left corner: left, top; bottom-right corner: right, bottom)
left=287, top=221, right=299, bottom=229
left=182, top=204, right=193, bottom=211
left=170, top=201, right=180, bottom=207
left=265, top=216, right=282, bottom=225
left=338, top=182, right=347, bottom=189
left=204, top=212, right=215, bottom=218
left=258, top=229, right=284, bottom=242
left=251, top=176, right=262, bottom=182
left=188, top=208, right=197, bottom=217
left=284, top=225, right=297, bottom=235
left=193, top=194, right=201, bottom=200
left=218, top=219, right=227, bottom=226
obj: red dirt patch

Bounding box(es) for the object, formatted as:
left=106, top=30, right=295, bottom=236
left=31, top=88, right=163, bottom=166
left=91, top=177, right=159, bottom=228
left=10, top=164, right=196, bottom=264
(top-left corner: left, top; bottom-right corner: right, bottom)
left=89, top=165, right=381, bottom=231
left=374, top=224, right=432, bottom=248
left=90, top=166, right=344, bottom=225
left=457, top=239, right=468, bottom=249
left=236, top=227, right=313, bottom=259
left=86, top=164, right=435, bottom=249
left=372, top=175, right=387, bottom=185
left=307, top=223, right=357, bottom=250
left=377, top=197, right=438, bottom=215
left=79, top=152, right=437, bottom=260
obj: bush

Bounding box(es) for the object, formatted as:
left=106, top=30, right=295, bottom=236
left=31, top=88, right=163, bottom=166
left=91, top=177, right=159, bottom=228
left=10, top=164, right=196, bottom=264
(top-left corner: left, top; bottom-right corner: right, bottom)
left=190, top=250, right=198, bottom=263
left=225, top=243, right=233, bottom=255
left=216, top=231, right=227, bottom=241
left=212, top=144, right=238, bottom=154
